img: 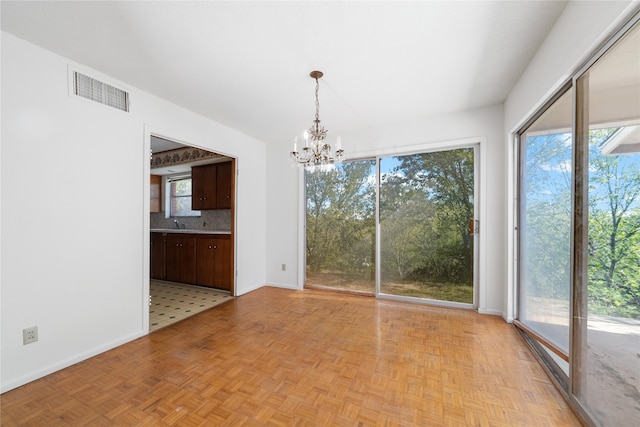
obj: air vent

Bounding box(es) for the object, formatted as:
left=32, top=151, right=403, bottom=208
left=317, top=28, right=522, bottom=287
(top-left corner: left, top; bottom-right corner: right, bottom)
left=73, top=71, right=129, bottom=112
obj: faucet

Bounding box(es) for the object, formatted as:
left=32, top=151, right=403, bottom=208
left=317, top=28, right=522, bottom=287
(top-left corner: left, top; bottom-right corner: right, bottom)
left=173, top=219, right=180, bottom=229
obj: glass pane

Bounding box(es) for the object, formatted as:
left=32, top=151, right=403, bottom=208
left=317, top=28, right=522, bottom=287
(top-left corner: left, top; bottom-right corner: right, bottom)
left=171, top=179, right=192, bottom=196
left=305, top=161, right=376, bottom=293
left=578, top=21, right=640, bottom=426
left=519, top=89, right=573, bottom=354
left=170, top=178, right=199, bottom=217
left=379, top=148, right=474, bottom=303
left=171, top=196, right=192, bottom=215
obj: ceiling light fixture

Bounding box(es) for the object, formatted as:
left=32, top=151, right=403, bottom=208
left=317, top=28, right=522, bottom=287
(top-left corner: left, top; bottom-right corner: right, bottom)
left=290, top=71, right=344, bottom=169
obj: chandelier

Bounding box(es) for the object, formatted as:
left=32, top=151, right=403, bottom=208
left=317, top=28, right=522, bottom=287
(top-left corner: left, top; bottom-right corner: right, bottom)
left=290, top=71, right=344, bottom=169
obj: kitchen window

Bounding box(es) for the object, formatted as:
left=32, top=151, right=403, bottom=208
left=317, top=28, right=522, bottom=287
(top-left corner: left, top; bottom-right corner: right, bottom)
left=168, top=175, right=200, bottom=217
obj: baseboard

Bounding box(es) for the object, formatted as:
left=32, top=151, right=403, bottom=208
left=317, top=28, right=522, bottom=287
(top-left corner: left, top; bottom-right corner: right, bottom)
left=236, top=282, right=302, bottom=296
left=478, top=307, right=504, bottom=317
left=0, top=330, right=146, bottom=393
left=235, top=282, right=266, bottom=296
left=265, top=282, right=301, bottom=291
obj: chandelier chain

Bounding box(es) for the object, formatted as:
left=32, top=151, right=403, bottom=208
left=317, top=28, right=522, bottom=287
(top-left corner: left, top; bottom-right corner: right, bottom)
left=315, top=77, right=320, bottom=126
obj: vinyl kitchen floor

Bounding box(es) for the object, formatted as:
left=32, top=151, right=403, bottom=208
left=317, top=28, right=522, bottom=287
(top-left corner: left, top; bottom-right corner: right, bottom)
left=149, top=280, right=233, bottom=331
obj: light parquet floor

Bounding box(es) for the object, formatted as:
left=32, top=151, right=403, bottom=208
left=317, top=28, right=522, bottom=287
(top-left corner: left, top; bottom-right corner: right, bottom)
left=0, top=287, right=581, bottom=426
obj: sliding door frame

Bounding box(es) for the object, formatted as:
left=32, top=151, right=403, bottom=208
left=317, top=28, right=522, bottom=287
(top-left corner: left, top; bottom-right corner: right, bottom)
left=513, top=81, right=574, bottom=406
left=300, top=136, right=487, bottom=311
left=513, top=80, right=573, bottom=362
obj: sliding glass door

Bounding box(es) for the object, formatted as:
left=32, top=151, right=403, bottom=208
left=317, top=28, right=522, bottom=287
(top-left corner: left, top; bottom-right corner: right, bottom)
left=304, top=145, right=477, bottom=307
left=379, top=148, right=476, bottom=304
left=518, top=87, right=573, bottom=363
left=517, top=16, right=639, bottom=426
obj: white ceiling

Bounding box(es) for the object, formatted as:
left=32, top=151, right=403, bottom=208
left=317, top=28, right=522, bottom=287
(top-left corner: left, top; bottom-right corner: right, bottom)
left=150, top=135, right=188, bottom=153
left=1, top=1, right=569, bottom=146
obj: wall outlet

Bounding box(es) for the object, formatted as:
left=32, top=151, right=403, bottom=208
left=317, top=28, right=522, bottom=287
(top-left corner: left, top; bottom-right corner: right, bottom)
left=282, top=264, right=286, bottom=271
left=23, top=326, right=38, bottom=345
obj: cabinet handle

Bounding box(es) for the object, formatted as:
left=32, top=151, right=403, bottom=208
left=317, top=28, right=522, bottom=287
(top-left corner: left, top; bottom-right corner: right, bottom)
left=208, top=245, right=212, bottom=249
left=213, top=245, right=217, bottom=249
left=226, top=195, right=230, bottom=199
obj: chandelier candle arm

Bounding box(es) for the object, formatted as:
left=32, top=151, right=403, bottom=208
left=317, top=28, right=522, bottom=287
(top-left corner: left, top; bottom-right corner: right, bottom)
left=290, top=70, right=344, bottom=169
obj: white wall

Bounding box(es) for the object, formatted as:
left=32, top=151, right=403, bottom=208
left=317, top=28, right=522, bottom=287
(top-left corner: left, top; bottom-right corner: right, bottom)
left=265, top=104, right=506, bottom=316
left=264, top=146, right=302, bottom=290
left=503, top=0, right=638, bottom=321
left=505, top=1, right=637, bottom=133
left=0, top=32, right=267, bottom=392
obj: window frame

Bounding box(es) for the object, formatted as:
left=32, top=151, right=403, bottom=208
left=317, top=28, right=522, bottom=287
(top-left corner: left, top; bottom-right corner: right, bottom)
left=514, top=81, right=573, bottom=385
left=166, top=174, right=201, bottom=218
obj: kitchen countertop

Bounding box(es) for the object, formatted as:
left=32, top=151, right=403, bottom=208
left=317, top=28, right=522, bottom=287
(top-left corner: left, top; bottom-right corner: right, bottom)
left=151, top=229, right=231, bottom=235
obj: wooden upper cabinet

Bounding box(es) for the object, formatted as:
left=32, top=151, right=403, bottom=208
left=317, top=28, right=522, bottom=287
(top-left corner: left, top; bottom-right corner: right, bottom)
left=216, top=161, right=232, bottom=209
left=150, top=174, right=162, bottom=213
left=192, top=164, right=217, bottom=210
left=191, top=161, right=232, bottom=210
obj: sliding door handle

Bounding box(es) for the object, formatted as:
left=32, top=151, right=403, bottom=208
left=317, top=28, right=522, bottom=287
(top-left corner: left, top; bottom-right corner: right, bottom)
left=469, top=219, right=479, bottom=235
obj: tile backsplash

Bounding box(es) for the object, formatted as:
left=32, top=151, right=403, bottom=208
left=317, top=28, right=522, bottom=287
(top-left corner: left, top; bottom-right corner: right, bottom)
left=150, top=209, right=231, bottom=231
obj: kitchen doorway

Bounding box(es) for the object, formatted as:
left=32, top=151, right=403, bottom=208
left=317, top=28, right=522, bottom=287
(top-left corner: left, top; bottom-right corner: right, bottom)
left=147, top=134, right=237, bottom=330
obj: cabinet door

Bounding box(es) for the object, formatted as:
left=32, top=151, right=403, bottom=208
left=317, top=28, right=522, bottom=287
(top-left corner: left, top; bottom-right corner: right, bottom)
left=196, top=237, right=217, bottom=287
left=165, top=235, right=179, bottom=281
left=150, top=175, right=162, bottom=213
left=196, top=235, right=231, bottom=290
left=166, top=235, right=196, bottom=284
left=150, top=232, right=166, bottom=280
left=214, top=236, right=232, bottom=291
left=216, top=161, right=232, bottom=209
left=192, top=164, right=217, bottom=210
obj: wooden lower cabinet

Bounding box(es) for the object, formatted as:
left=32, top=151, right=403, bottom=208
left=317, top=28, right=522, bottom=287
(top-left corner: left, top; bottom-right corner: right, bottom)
left=196, top=235, right=231, bottom=291
left=165, top=234, right=197, bottom=284
left=151, top=232, right=232, bottom=291
left=150, top=232, right=166, bottom=280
